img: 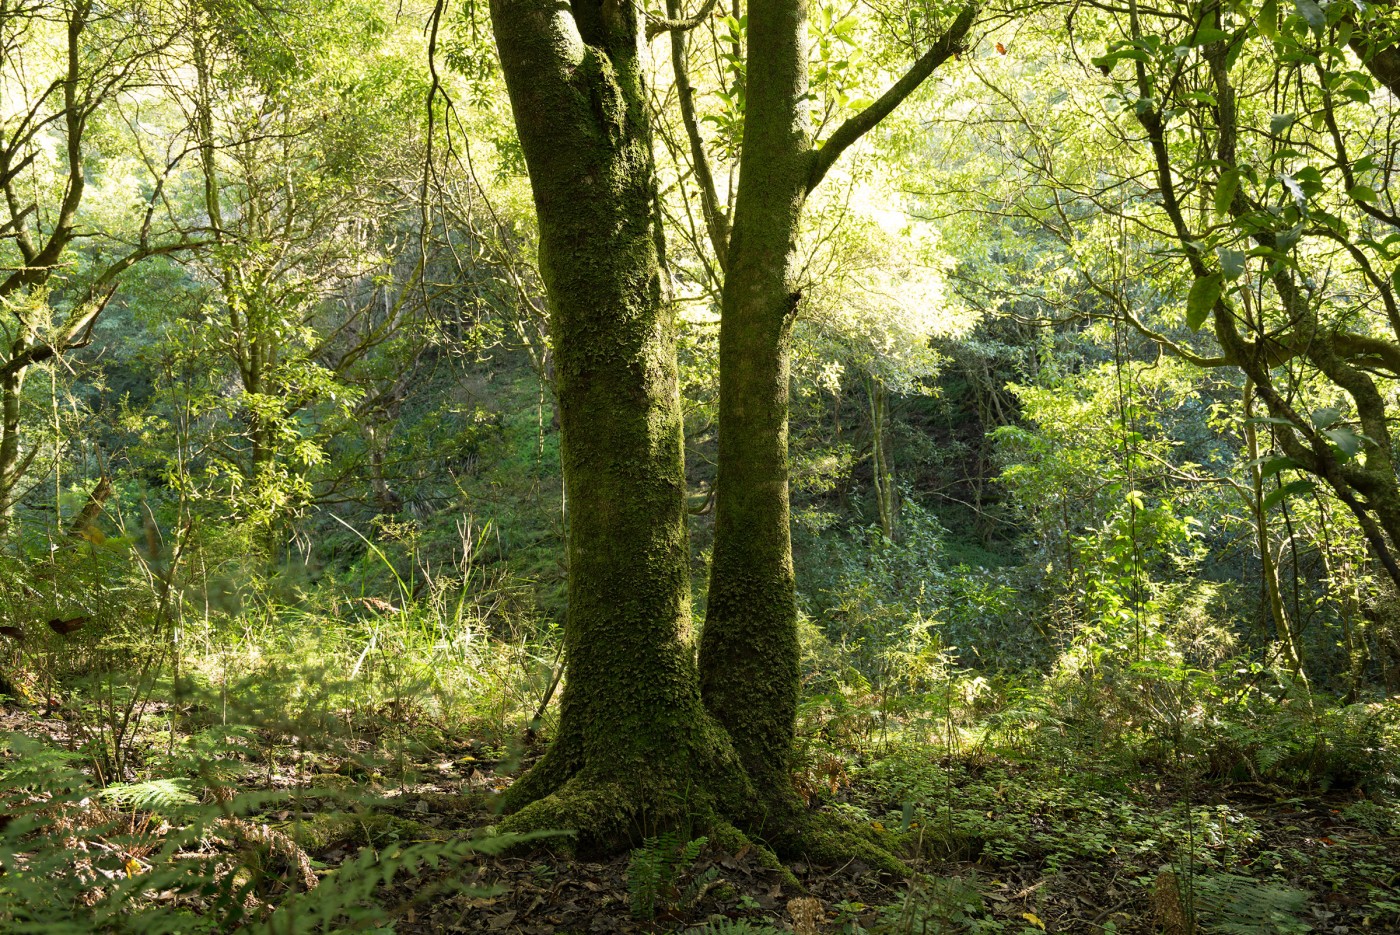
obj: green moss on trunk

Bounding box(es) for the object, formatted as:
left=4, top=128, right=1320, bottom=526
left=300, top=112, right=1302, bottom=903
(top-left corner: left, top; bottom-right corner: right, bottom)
left=698, top=0, right=813, bottom=811
left=490, top=0, right=753, bottom=850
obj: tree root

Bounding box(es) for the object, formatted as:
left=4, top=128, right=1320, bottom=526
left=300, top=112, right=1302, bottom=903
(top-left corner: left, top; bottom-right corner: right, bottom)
left=708, top=819, right=801, bottom=889
left=497, top=730, right=581, bottom=816
left=496, top=773, right=808, bottom=892
left=498, top=767, right=745, bottom=854
left=498, top=774, right=637, bottom=850
left=495, top=722, right=908, bottom=880
left=780, top=810, right=914, bottom=878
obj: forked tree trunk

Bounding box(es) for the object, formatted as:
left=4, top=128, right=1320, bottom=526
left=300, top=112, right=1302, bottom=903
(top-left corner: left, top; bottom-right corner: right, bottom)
left=490, top=0, right=750, bottom=847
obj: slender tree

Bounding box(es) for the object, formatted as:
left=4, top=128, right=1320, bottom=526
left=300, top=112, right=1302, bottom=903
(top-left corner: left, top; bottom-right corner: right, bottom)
left=696, top=0, right=977, bottom=813
left=0, top=0, right=199, bottom=531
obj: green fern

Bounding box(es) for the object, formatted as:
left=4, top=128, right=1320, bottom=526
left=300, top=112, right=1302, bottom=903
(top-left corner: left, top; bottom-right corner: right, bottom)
left=628, top=832, right=708, bottom=920
left=101, top=778, right=198, bottom=812
left=686, top=920, right=785, bottom=934
left=1253, top=742, right=1289, bottom=777
left=0, top=730, right=561, bottom=933
left=1191, top=872, right=1311, bottom=935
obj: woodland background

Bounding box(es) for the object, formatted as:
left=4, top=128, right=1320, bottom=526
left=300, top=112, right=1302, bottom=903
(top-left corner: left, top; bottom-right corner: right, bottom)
left=2, top=0, right=1400, bottom=932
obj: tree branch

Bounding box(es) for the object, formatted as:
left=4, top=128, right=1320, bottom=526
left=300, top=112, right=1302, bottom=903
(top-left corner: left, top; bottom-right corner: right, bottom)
left=1348, top=0, right=1400, bottom=98
left=666, top=0, right=729, bottom=268
left=807, top=2, right=978, bottom=193
left=646, top=0, right=719, bottom=40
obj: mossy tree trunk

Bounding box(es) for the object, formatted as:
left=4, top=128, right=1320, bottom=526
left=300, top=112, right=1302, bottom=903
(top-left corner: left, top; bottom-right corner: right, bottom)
left=491, top=0, right=977, bottom=849
left=490, top=0, right=751, bottom=848
left=698, top=0, right=809, bottom=809
left=699, top=0, right=978, bottom=817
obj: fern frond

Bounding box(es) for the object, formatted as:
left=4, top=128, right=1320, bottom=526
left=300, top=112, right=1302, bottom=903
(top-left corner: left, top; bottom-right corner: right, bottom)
left=101, top=778, right=198, bottom=812
left=686, top=920, right=786, bottom=934
left=1191, top=872, right=1311, bottom=935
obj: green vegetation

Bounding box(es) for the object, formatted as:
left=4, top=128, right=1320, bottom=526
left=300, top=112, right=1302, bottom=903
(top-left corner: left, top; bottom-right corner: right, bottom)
left=3, top=0, right=1400, bottom=931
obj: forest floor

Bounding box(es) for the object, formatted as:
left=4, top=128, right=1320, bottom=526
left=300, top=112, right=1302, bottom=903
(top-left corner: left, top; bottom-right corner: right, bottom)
left=6, top=701, right=1398, bottom=934
left=356, top=755, right=1400, bottom=934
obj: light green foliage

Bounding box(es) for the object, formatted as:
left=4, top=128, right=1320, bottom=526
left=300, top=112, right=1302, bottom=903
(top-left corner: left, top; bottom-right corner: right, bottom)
left=3, top=0, right=1400, bottom=930
left=100, top=778, right=198, bottom=811
left=1206, top=698, right=1400, bottom=789
left=0, top=525, right=563, bottom=929
left=795, top=189, right=964, bottom=400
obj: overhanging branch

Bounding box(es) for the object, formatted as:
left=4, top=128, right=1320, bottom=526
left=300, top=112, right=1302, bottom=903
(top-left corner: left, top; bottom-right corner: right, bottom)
left=807, top=2, right=979, bottom=193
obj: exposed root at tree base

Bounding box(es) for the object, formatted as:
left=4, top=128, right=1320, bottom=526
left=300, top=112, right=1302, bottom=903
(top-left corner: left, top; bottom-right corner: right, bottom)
left=709, top=819, right=801, bottom=889
left=496, top=733, right=580, bottom=816
left=780, top=811, right=914, bottom=878
left=495, top=776, right=810, bottom=890
left=501, top=777, right=911, bottom=884
left=497, top=771, right=750, bottom=854
left=499, top=774, right=640, bottom=851
left=496, top=740, right=909, bottom=882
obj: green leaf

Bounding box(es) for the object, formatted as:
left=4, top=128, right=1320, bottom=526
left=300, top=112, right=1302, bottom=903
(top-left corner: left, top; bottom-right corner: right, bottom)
left=1280, top=173, right=1306, bottom=206
left=1259, top=455, right=1297, bottom=478
left=1293, top=0, right=1326, bottom=34
left=1186, top=272, right=1224, bottom=331
left=1325, top=426, right=1366, bottom=457
left=1271, top=113, right=1295, bottom=135
left=1259, top=0, right=1277, bottom=39
left=1218, top=248, right=1246, bottom=280
left=1309, top=406, right=1342, bottom=428
left=1392, top=264, right=1400, bottom=294
left=1275, top=224, right=1303, bottom=253
left=1215, top=169, right=1240, bottom=216
left=1263, top=479, right=1316, bottom=510
left=1191, top=26, right=1231, bottom=45
left=1348, top=185, right=1378, bottom=202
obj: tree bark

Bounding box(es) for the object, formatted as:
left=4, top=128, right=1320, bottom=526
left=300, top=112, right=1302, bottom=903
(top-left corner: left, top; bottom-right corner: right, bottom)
left=1243, top=381, right=1306, bottom=680
left=700, top=0, right=975, bottom=815
left=698, top=0, right=810, bottom=810
left=869, top=378, right=898, bottom=541
left=490, top=0, right=750, bottom=848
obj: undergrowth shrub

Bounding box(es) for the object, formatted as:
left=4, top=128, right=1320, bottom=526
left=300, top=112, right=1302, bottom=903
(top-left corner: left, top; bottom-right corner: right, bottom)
left=1154, top=868, right=1311, bottom=935
left=1203, top=697, right=1400, bottom=789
